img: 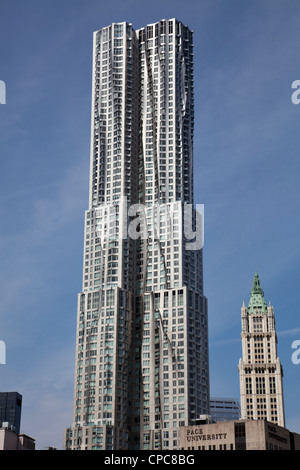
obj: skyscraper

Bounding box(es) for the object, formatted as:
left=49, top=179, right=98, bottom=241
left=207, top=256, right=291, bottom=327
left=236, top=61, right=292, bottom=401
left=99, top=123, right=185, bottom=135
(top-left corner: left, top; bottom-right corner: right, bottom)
left=0, top=392, right=22, bottom=434
left=64, top=18, right=209, bottom=451
left=238, top=273, right=285, bottom=427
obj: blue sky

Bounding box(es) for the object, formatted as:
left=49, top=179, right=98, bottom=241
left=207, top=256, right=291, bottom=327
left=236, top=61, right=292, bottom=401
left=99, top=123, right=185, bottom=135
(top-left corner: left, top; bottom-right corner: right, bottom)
left=0, top=0, right=299, bottom=450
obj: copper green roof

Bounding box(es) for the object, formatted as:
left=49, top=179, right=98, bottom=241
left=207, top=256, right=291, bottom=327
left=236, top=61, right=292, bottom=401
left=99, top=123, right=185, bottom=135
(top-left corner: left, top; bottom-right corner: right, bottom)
left=248, top=272, right=268, bottom=314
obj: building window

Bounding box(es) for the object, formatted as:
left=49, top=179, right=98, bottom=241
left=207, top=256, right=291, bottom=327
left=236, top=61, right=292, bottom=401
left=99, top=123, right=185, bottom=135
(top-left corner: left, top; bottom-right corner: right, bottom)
left=269, top=376, right=276, bottom=394
left=256, top=377, right=265, bottom=395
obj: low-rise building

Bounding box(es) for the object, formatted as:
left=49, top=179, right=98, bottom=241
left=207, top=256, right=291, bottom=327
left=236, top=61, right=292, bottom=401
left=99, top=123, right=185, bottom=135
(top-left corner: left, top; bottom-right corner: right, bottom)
left=180, top=419, right=300, bottom=450
left=0, top=423, right=35, bottom=450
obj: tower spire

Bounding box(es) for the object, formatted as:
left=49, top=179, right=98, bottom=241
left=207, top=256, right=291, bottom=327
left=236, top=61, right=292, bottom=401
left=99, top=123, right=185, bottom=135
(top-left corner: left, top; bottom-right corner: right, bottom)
left=248, top=272, right=268, bottom=314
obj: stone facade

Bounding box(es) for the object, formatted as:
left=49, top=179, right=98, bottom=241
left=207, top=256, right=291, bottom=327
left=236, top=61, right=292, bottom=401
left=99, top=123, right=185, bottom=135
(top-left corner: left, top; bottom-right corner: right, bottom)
left=238, top=273, right=285, bottom=427
left=180, top=419, right=300, bottom=450
left=0, top=427, right=35, bottom=450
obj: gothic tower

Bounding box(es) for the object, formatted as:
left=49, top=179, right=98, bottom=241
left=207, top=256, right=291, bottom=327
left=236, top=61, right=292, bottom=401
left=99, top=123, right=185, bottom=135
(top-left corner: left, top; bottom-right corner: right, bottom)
left=238, top=273, right=285, bottom=427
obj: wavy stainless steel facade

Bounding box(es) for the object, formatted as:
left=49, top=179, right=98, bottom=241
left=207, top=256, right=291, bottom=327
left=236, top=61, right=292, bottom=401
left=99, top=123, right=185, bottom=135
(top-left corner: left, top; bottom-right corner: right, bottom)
left=64, top=18, right=209, bottom=451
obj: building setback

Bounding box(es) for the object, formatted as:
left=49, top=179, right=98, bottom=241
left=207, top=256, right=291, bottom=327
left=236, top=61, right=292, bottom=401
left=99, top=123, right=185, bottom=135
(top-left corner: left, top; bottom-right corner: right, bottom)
left=64, top=18, right=209, bottom=451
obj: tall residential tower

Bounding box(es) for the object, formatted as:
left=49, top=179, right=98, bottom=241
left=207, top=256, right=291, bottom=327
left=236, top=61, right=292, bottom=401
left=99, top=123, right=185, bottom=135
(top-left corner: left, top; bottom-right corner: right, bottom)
left=238, top=273, right=285, bottom=427
left=64, top=18, right=209, bottom=451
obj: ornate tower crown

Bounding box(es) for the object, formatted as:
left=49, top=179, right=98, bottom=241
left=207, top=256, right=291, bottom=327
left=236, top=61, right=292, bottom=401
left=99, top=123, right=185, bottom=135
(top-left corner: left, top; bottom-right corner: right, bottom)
left=247, top=272, right=268, bottom=314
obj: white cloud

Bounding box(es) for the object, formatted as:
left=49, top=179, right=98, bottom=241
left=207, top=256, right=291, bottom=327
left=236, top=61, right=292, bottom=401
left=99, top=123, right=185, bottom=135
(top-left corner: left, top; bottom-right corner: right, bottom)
left=278, top=328, right=300, bottom=338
